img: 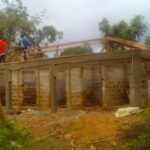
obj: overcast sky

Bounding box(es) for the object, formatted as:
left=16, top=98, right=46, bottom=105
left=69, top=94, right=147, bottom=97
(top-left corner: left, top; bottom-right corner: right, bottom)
left=22, top=0, right=150, bottom=43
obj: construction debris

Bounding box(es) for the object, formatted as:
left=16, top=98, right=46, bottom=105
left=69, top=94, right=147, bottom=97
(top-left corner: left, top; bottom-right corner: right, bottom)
left=115, top=107, right=143, bottom=118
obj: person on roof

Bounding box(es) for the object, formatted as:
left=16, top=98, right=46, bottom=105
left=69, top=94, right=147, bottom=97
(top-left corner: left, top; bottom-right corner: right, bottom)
left=20, top=34, right=29, bottom=61
left=0, top=39, right=7, bottom=63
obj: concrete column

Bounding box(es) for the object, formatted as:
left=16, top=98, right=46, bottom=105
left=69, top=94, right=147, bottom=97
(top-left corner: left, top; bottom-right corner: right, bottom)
left=101, top=65, right=107, bottom=107
left=50, top=64, right=57, bottom=113
left=36, top=67, right=41, bottom=110
left=5, top=70, right=12, bottom=113
left=17, top=69, right=23, bottom=112
left=130, top=57, right=141, bottom=106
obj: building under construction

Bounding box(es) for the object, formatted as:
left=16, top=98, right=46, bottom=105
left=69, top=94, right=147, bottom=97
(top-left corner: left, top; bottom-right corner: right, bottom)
left=0, top=37, right=150, bottom=113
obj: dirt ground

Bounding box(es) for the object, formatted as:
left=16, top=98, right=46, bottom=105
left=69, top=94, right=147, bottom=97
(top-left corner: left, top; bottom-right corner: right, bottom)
left=8, top=107, right=139, bottom=149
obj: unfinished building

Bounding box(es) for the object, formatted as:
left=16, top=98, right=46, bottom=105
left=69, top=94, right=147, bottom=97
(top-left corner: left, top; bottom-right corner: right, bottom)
left=0, top=48, right=150, bottom=113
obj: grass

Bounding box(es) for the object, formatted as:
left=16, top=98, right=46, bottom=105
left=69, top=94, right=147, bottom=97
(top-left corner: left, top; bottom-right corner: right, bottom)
left=118, top=108, right=150, bottom=150
left=68, top=120, right=85, bottom=132
left=0, top=120, right=31, bottom=150
left=25, top=135, right=71, bottom=150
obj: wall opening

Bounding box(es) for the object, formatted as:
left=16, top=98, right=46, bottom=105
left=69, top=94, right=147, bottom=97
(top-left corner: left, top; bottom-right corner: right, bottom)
left=0, top=73, right=5, bottom=106
left=22, top=70, right=36, bottom=106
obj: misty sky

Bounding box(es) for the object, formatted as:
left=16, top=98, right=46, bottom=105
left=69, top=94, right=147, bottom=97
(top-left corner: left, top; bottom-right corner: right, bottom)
left=23, top=0, right=150, bottom=43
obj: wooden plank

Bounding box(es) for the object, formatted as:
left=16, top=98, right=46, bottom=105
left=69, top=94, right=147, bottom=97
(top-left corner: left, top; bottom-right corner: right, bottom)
left=103, top=36, right=150, bottom=51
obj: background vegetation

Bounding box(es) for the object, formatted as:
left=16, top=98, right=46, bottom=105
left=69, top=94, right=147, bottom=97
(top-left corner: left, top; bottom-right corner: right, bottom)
left=0, top=0, right=62, bottom=48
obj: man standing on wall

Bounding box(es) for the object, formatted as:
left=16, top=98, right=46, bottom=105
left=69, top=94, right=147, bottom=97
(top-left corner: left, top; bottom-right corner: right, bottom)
left=20, top=34, right=29, bottom=61
left=0, top=39, right=7, bottom=63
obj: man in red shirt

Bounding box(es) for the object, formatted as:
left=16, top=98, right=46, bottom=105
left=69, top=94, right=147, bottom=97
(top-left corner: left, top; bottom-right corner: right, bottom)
left=0, top=39, right=7, bottom=63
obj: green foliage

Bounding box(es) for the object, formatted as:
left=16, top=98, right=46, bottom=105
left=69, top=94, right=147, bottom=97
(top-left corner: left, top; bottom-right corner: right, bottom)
left=0, top=0, right=62, bottom=48
left=111, top=21, right=130, bottom=40
left=145, top=36, right=150, bottom=46
left=129, top=15, right=147, bottom=41
left=0, top=120, right=31, bottom=150
left=99, top=18, right=110, bottom=35
left=124, top=135, right=150, bottom=150
left=26, top=135, right=70, bottom=150
left=99, top=15, right=147, bottom=50
left=68, top=121, right=84, bottom=132
left=119, top=108, right=150, bottom=150
left=42, top=25, right=57, bottom=43
left=60, top=44, right=93, bottom=56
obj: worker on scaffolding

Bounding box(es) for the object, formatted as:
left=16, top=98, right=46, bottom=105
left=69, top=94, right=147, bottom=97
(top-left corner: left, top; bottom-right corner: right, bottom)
left=20, top=34, right=29, bottom=61
left=0, top=38, right=7, bottom=63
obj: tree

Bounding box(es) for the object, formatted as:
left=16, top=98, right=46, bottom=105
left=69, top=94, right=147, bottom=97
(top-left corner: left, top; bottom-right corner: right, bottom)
left=99, top=15, right=147, bottom=42
left=111, top=21, right=130, bottom=39
left=57, top=31, right=63, bottom=41
left=0, top=0, right=62, bottom=48
left=99, top=18, right=110, bottom=35
left=60, top=44, right=93, bottom=56
left=99, top=15, right=147, bottom=50
left=129, top=15, right=147, bottom=41
left=0, top=0, right=36, bottom=46
left=30, top=26, right=60, bottom=47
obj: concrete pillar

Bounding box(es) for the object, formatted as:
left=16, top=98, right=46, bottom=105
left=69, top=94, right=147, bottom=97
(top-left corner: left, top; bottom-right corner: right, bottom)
left=50, top=64, right=57, bottom=113
left=130, top=57, right=141, bottom=106
left=5, top=70, right=12, bottom=113
left=36, top=67, right=41, bottom=110
left=17, top=69, right=23, bottom=112
left=101, top=65, right=107, bottom=107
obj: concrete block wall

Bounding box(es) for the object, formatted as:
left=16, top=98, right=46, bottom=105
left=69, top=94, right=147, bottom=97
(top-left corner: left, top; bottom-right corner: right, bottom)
left=128, top=62, right=135, bottom=106
left=36, top=68, right=50, bottom=110
left=140, top=62, right=148, bottom=107
left=66, top=67, right=83, bottom=108
left=141, top=60, right=150, bottom=106
left=128, top=61, right=148, bottom=107
left=8, top=58, right=150, bottom=111
left=82, top=66, right=101, bottom=107
left=11, top=70, right=23, bottom=110
left=102, top=65, right=128, bottom=106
